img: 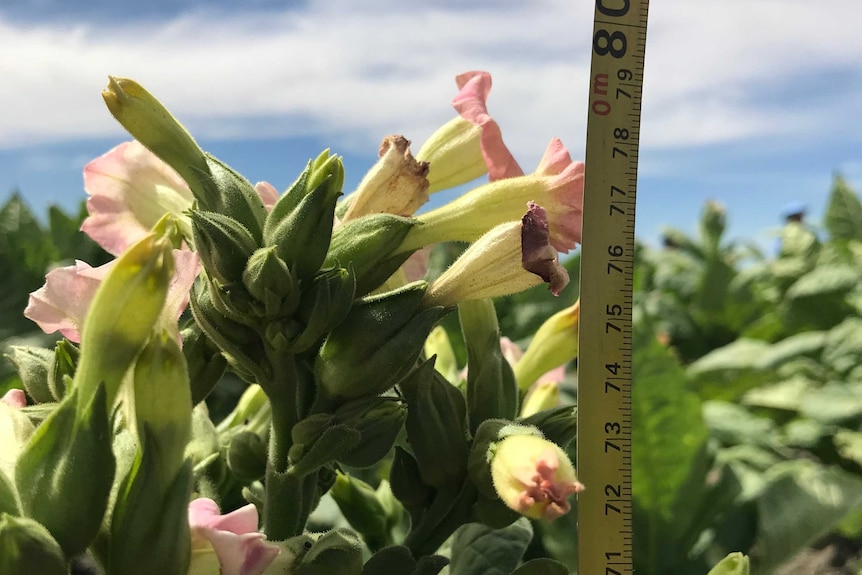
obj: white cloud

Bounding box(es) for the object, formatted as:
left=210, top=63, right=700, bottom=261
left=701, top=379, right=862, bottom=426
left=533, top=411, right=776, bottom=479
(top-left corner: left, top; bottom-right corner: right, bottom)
left=1, top=0, right=860, bottom=169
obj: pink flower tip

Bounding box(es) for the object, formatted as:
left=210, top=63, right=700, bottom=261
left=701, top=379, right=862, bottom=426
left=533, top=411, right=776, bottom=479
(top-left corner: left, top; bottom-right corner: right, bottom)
left=1, top=389, right=26, bottom=409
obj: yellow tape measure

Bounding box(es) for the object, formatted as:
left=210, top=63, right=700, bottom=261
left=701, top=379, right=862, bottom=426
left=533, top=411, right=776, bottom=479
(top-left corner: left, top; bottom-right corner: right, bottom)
left=578, top=1, right=649, bottom=573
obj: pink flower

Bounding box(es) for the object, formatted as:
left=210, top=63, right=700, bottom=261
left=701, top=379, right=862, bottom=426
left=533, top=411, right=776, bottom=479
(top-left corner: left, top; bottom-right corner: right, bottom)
left=188, top=498, right=279, bottom=575
left=253, top=182, right=279, bottom=210
left=451, top=71, right=523, bottom=182
left=490, top=434, right=584, bottom=521
left=1, top=389, right=26, bottom=409
left=24, top=250, right=199, bottom=343
left=82, top=141, right=195, bottom=256
left=416, top=71, right=521, bottom=193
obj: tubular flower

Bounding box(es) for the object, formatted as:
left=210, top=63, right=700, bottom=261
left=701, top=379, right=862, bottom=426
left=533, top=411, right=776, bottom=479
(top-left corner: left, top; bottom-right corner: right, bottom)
left=402, top=138, right=584, bottom=254
left=342, top=135, right=430, bottom=222
left=417, top=71, right=521, bottom=193
left=422, top=203, right=569, bottom=307
left=24, top=250, right=199, bottom=343
left=82, top=140, right=195, bottom=256
left=188, top=498, right=280, bottom=575
left=515, top=298, right=579, bottom=392
left=490, top=434, right=583, bottom=520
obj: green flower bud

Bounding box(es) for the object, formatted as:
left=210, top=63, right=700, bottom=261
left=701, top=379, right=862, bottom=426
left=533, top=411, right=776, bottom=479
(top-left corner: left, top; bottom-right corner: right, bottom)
left=518, top=405, right=577, bottom=449
left=189, top=282, right=268, bottom=385
left=514, top=299, right=578, bottom=393
left=459, top=299, right=518, bottom=433
left=216, top=384, right=270, bottom=435
left=227, top=430, right=268, bottom=482
left=4, top=346, right=53, bottom=404
left=242, top=247, right=300, bottom=317
left=48, top=339, right=79, bottom=401
left=271, top=267, right=354, bottom=353
left=324, top=213, right=417, bottom=296
left=191, top=210, right=258, bottom=286
left=424, top=326, right=460, bottom=385
left=329, top=473, right=389, bottom=550
left=389, top=447, right=434, bottom=519
left=15, top=385, right=115, bottom=556
left=291, top=413, right=335, bottom=446
left=101, top=76, right=212, bottom=208
left=0, top=471, right=18, bottom=516
left=0, top=514, right=66, bottom=575
left=315, top=282, right=449, bottom=402
left=333, top=397, right=406, bottom=468
left=73, top=233, right=173, bottom=408
left=707, top=552, right=750, bottom=575
left=132, top=330, right=192, bottom=491
left=181, top=322, right=228, bottom=405
left=109, top=439, right=193, bottom=575
left=265, top=171, right=342, bottom=281
left=294, top=528, right=363, bottom=575
left=400, top=359, right=469, bottom=489
left=202, top=154, right=267, bottom=244
left=309, top=149, right=345, bottom=198
left=288, top=425, right=361, bottom=478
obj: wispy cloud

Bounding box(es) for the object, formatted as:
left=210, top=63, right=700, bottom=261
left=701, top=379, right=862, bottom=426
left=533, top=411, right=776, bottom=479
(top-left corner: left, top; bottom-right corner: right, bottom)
left=2, top=0, right=860, bottom=172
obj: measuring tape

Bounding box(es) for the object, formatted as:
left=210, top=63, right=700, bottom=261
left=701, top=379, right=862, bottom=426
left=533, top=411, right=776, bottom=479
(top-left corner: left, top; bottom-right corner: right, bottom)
left=577, top=1, right=649, bottom=573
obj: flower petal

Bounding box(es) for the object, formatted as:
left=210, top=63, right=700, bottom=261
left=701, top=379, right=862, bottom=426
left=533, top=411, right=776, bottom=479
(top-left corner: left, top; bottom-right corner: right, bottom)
left=453, top=71, right=523, bottom=181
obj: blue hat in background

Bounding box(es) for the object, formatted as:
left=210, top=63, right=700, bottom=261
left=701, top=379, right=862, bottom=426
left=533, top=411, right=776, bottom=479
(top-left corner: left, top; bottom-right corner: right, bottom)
left=781, top=201, right=807, bottom=219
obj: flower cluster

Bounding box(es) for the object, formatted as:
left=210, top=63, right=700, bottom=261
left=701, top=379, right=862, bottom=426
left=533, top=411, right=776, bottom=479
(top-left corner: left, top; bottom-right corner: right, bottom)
left=2, top=70, right=584, bottom=575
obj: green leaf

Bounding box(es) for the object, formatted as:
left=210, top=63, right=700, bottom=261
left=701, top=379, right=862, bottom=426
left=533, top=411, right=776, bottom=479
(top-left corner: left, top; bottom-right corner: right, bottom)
left=449, top=518, right=533, bottom=575
left=824, top=174, right=862, bottom=242
left=798, top=382, right=862, bottom=424
left=703, top=401, right=778, bottom=449
left=687, top=339, right=775, bottom=401
left=822, top=317, right=862, bottom=378
left=750, top=460, right=862, bottom=574
left=508, top=558, right=569, bottom=575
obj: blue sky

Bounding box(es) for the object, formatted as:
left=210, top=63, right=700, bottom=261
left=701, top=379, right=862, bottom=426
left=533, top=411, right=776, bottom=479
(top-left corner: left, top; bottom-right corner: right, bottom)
left=2, top=0, right=861, bottom=251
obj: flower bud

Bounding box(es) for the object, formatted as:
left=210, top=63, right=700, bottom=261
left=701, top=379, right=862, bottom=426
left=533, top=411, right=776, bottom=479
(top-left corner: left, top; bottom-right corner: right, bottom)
left=518, top=405, right=577, bottom=449
left=292, top=528, right=363, bottom=575
left=48, top=339, right=79, bottom=401
left=424, top=325, right=460, bottom=384
left=514, top=299, right=578, bottom=392
left=73, top=233, right=173, bottom=408
left=216, top=384, right=270, bottom=434
left=329, top=473, right=390, bottom=550
left=203, top=154, right=267, bottom=244
left=5, top=346, right=54, bottom=404
left=242, top=247, right=300, bottom=317
left=400, top=359, right=469, bottom=489
left=520, top=382, right=561, bottom=419
left=342, top=135, right=429, bottom=221
left=287, top=425, right=361, bottom=478
left=333, top=397, right=407, bottom=468
left=315, top=282, right=448, bottom=402
left=131, top=330, right=192, bottom=490
left=102, top=77, right=212, bottom=208
left=324, top=213, right=417, bottom=296
left=0, top=514, right=66, bottom=575
left=264, top=152, right=343, bottom=280
left=707, top=552, right=750, bottom=575
left=190, top=210, right=259, bottom=286
left=0, top=396, right=35, bottom=486
left=489, top=431, right=583, bottom=520
left=181, top=322, right=228, bottom=405
left=389, top=447, right=434, bottom=518
left=227, top=430, right=268, bottom=482
left=15, top=384, right=115, bottom=556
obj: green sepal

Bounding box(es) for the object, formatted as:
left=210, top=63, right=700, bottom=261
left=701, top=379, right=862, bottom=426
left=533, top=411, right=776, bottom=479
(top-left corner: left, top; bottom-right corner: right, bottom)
left=400, top=359, right=469, bottom=490
left=459, top=299, right=518, bottom=433
left=5, top=346, right=54, bottom=404
left=0, top=514, right=67, bottom=575
left=324, top=213, right=417, bottom=296
left=202, top=153, right=267, bottom=244
left=315, top=282, right=448, bottom=402
left=227, top=430, right=268, bottom=483
left=190, top=210, right=259, bottom=286
left=334, top=397, right=407, bottom=468
left=467, top=419, right=510, bottom=500
left=15, top=384, right=115, bottom=557
left=291, top=414, right=335, bottom=446
left=109, top=435, right=193, bottom=575
left=474, top=493, right=520, bottom=529
left=295, top=528, right=363, bottom=575
left=49, top=339, right=79, bottom=401
left=389, top=447, right=434, bottom=522
left=518, top=405, right=577, bottom=448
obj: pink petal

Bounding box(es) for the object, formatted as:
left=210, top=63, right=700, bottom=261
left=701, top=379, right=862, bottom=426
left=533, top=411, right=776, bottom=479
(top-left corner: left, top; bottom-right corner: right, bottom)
left=453, top=71, right=523, bottom=181
left=24, top=260, right=115, bottom=343
left=1, top=389, right=26, bottom=409
left=499, top=336, right=524, bottom=367
left=189, top=499, right=259, bottom=535
left=161, top=249, right=201, bottom=333
left=402, top=247, right=431, bottom=282
left=535, top=139, right=585, bottom=252
left=82, top=141, right=194, bottom=256
left=254, top=182, right=279, bottom=210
